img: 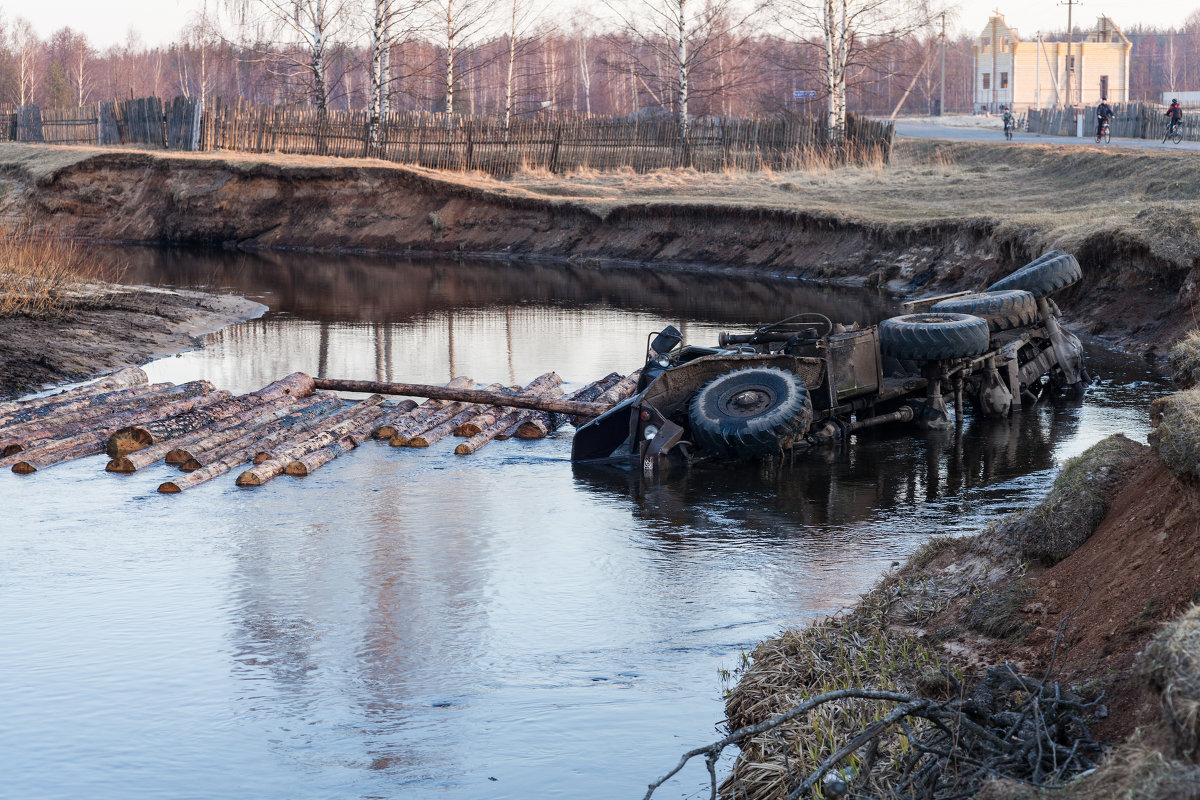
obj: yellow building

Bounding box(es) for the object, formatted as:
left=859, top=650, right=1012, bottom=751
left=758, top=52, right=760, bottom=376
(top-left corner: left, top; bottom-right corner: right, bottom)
left=973, top=14, right=1131, bottom=113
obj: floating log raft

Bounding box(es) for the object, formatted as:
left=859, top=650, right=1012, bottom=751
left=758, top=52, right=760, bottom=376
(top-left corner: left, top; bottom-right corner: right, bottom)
left=0, top=369, right=631, bottom=490
left=105, top=372, right=317, bottom=458
left=235, top=397, right=387, bottom=487
left=0, top=366, right=148, bottom=428
left=10, top=389, right=232, bottom=474
left=108, top=393, right=343, bottom=473
left=176, top=394, right=353, bottom=471
left=374, top=376, right=473, bottom=440
left=520, top=372, right=624, bottom=439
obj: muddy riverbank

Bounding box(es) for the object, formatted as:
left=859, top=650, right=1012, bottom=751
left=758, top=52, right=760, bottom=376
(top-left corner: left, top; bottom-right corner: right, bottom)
left=0, top=141, right=1196, bottom=351
left=0, top=284, right=263, bottom=398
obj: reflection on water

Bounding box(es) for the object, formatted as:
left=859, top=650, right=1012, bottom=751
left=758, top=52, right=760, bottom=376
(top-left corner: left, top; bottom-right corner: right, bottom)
left=0, top=247, right=1171, bottom=800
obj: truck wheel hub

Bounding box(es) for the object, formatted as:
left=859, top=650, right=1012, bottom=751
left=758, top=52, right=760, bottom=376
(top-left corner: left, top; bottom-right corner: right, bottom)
left=730, top=390, right=769, bottom=413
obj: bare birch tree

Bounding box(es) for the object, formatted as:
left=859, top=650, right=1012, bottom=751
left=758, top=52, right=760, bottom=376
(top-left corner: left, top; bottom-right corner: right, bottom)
left=11, top=17, right=38, bottom=106
left=424, top=0, right=495, bottom=114
left=605, top=0, right=765, bottom=139
left=226, top=0, right=347, bottom=111
left=502, top=0, right=544, bottom=129
left=772, top=0, right=939, bottom=143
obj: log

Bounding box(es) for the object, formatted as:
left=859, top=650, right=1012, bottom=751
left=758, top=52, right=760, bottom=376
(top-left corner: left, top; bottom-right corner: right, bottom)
left=0, top=366, right=148, bottom=426
left=452, top=373, right=563, bottom=437
left=107, top=393, right=341, bottom=473
left=250, top=395, right=384, bottom=465
left=0, top=380, right=215, bottom=446
left=567, top=373, right=625, bottom=427
left=11, top=389, right=233, bottom=474
left=176, top=395, right=350, bottom=471
left=455, top=409, right=524, bottom=455
left=407, top=397, right=495, bottom=448
left=373, top=376, right=473, bottom=439
left=0, top=383, right=172, bottom=438
left=105, top=372, right=316, bottom=458
left=367, top=399, right=417, bottom=438
left=159, top=398, right=375, bottom=493
left=236, top=398, right=386, bottom=487
left=313, top=376, right=610, bottom=418
left=283, top=410, right=387, bottom=477
left=593, top=369, right=641, bottom=408
left=456, top=384, right=564, bottom=437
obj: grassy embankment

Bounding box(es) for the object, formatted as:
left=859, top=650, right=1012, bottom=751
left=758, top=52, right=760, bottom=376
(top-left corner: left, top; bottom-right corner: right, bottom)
left=713, top=331, right=1200, bottom=800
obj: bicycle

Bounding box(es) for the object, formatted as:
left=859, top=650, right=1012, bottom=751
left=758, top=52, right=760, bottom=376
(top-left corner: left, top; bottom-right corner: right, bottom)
left=1164, top=120, right=1183, bottom=144
left=1004, top=119, right=1014, bottom=141
left=1095, top=119, right=1111, bottom=144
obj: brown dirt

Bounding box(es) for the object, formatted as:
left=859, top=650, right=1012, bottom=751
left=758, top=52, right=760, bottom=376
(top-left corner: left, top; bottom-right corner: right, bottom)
left=0, top=285, right=264, bottom=399
left=0, top=140, right=1197, bottom=349
left=1024, top=453, right=1200, bottom=741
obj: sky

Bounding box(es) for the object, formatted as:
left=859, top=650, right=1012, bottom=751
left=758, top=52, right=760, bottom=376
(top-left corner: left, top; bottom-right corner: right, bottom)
left=2, top=0, right=1196, bottom=50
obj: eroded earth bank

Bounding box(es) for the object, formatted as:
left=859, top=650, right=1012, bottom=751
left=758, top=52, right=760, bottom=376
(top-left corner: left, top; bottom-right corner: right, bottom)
left=1, top=139, right=1198, bottom=353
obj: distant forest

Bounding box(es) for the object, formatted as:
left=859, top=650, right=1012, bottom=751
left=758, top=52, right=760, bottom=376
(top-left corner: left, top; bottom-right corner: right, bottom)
left=0, top=3, right=1197, bottom=118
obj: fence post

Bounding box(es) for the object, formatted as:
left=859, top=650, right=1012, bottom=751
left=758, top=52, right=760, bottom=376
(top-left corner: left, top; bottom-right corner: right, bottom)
left=549, top=123, right=562, bottom=173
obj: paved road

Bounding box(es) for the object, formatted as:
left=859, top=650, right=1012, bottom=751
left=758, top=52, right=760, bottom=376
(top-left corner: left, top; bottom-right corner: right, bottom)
left=895, top=120, right=1200, bottom=153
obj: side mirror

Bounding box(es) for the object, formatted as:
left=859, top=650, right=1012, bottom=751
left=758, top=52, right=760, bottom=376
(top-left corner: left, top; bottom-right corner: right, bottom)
left=649, top=325, right=682, bottom=356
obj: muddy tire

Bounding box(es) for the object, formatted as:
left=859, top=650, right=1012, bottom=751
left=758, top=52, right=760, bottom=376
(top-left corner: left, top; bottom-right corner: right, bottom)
left=987, top=252, right=1082, bottom=298
left=931, top=289, right=1039, bottom=332
left=878, top=313, right=991, bottom=362
left=688, top=367, right=813, bottom=460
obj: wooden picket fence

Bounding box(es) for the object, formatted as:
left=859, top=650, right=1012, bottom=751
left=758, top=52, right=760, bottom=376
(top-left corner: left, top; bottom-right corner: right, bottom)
left=1027, top=102, right=1200, bottom=142
left=0, top=95, right=895, bottom=173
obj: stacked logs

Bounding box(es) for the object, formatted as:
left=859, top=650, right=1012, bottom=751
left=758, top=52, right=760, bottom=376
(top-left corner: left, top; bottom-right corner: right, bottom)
left=0, top=368, right=640, bottom=492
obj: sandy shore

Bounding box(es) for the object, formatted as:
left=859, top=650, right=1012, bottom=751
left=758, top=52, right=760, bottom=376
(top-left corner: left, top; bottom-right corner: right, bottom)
left=0, top=284, right=265, bottom=399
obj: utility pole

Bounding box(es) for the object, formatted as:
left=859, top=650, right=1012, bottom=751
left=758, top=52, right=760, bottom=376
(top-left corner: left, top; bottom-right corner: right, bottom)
left=1061, top=0, right=1080, bottom=108
left=939, top=11, right=946, bottom=116
left=991, top=14, right=998, bottom=113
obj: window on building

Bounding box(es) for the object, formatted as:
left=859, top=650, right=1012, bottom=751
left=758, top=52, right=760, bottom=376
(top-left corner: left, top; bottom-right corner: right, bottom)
left=1067, top=55, right=1075, bottom=71
left=1100, top=75, right=1110, bottom=98
left=1001, top=72, right=1009, bottom=89
left=983, top=74, right=991, bottom=90
left=982, top=37, right=990, bottom=46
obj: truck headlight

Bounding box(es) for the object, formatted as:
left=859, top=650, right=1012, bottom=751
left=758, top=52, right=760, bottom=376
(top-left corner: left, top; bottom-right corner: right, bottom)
left=643, top=424, right=660, bottom=440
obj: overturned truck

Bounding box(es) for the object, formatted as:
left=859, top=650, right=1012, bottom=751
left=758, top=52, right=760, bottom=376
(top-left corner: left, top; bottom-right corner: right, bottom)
left=571, top=251, right=1090, bottom=469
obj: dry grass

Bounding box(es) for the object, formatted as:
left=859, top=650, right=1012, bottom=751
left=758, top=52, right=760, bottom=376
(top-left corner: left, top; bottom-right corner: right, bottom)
left=0, top=225, right=123, bottom=317
left=1149, top=389, right=1200, bottom=483
left=999, top=434, right=1146, bottom=565
left=1169, top=331, right=1200, bottom=390
left=1144, top=605, right=1200, bottom=759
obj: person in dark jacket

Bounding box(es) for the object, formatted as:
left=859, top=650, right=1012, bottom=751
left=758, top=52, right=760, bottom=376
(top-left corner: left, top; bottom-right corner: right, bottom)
left=1166, top=98, right=1183, bottom=128
left=1096, top=99, right=1114, bottom=134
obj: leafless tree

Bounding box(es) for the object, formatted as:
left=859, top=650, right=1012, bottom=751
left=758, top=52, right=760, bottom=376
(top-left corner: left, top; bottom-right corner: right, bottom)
left=424, top=0, right=496, bottom=114
left=773, top=0, right=940, bottom=142
left=226, top=0, right=348, bottom=111
left=605, top=0, right=765, bottom=138
left=11, top=17, right=38, bottom=106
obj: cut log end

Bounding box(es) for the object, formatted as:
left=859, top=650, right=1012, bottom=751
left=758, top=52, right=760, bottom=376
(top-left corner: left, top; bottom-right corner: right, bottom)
left=2, top=444, right=23, bottom=457
left=284, top=462, right=309, bottom=476
left=388, top=434, right=410, bottom=447
left=12, top=461, right=36, bottom=474
left=373, top=425, right=398, bottom=440
left=235, top=471, right=264, bottom=487
left=106, top=458, right=135, bottom=473
left=158, top=481, right=181, bottom=494
left=252, top=453, right=270, bottom=465
left=105, top=427, right=153, bottom=459
left=407, top=438, right=430, bottom=448
left=180, top=459, right=202, bottom=472
left=454, top=443, right=473, bottom=455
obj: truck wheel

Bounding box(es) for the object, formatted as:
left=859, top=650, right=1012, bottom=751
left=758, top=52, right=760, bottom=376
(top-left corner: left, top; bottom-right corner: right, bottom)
left=986, top=252, right=1082, bottom=297
left=688, top=367, right=813, bottom=460
left=931, top=289, right=1039, bottom=332
left=878, top=313, right=991, bottom=361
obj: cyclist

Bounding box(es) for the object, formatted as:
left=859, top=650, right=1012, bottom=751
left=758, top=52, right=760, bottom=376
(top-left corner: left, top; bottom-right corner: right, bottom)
left=1001, top=105, right=1015, bottom=138
left=1166, top=98, right=1183, bottom=132
left=1096, top=98, right=1114, bottom=140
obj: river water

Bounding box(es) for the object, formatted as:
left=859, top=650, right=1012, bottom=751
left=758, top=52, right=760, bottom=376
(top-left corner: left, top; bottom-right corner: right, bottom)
left=0, top=249, right=1169, bottom=800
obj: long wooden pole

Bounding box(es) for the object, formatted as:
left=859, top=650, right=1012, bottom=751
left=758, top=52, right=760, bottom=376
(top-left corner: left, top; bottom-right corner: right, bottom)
left=312, top=377, right=612, bottom=418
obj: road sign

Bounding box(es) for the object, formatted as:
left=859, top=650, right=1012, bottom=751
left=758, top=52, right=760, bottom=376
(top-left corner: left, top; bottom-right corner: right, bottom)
left=793, top=90, right=817, bottom=99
